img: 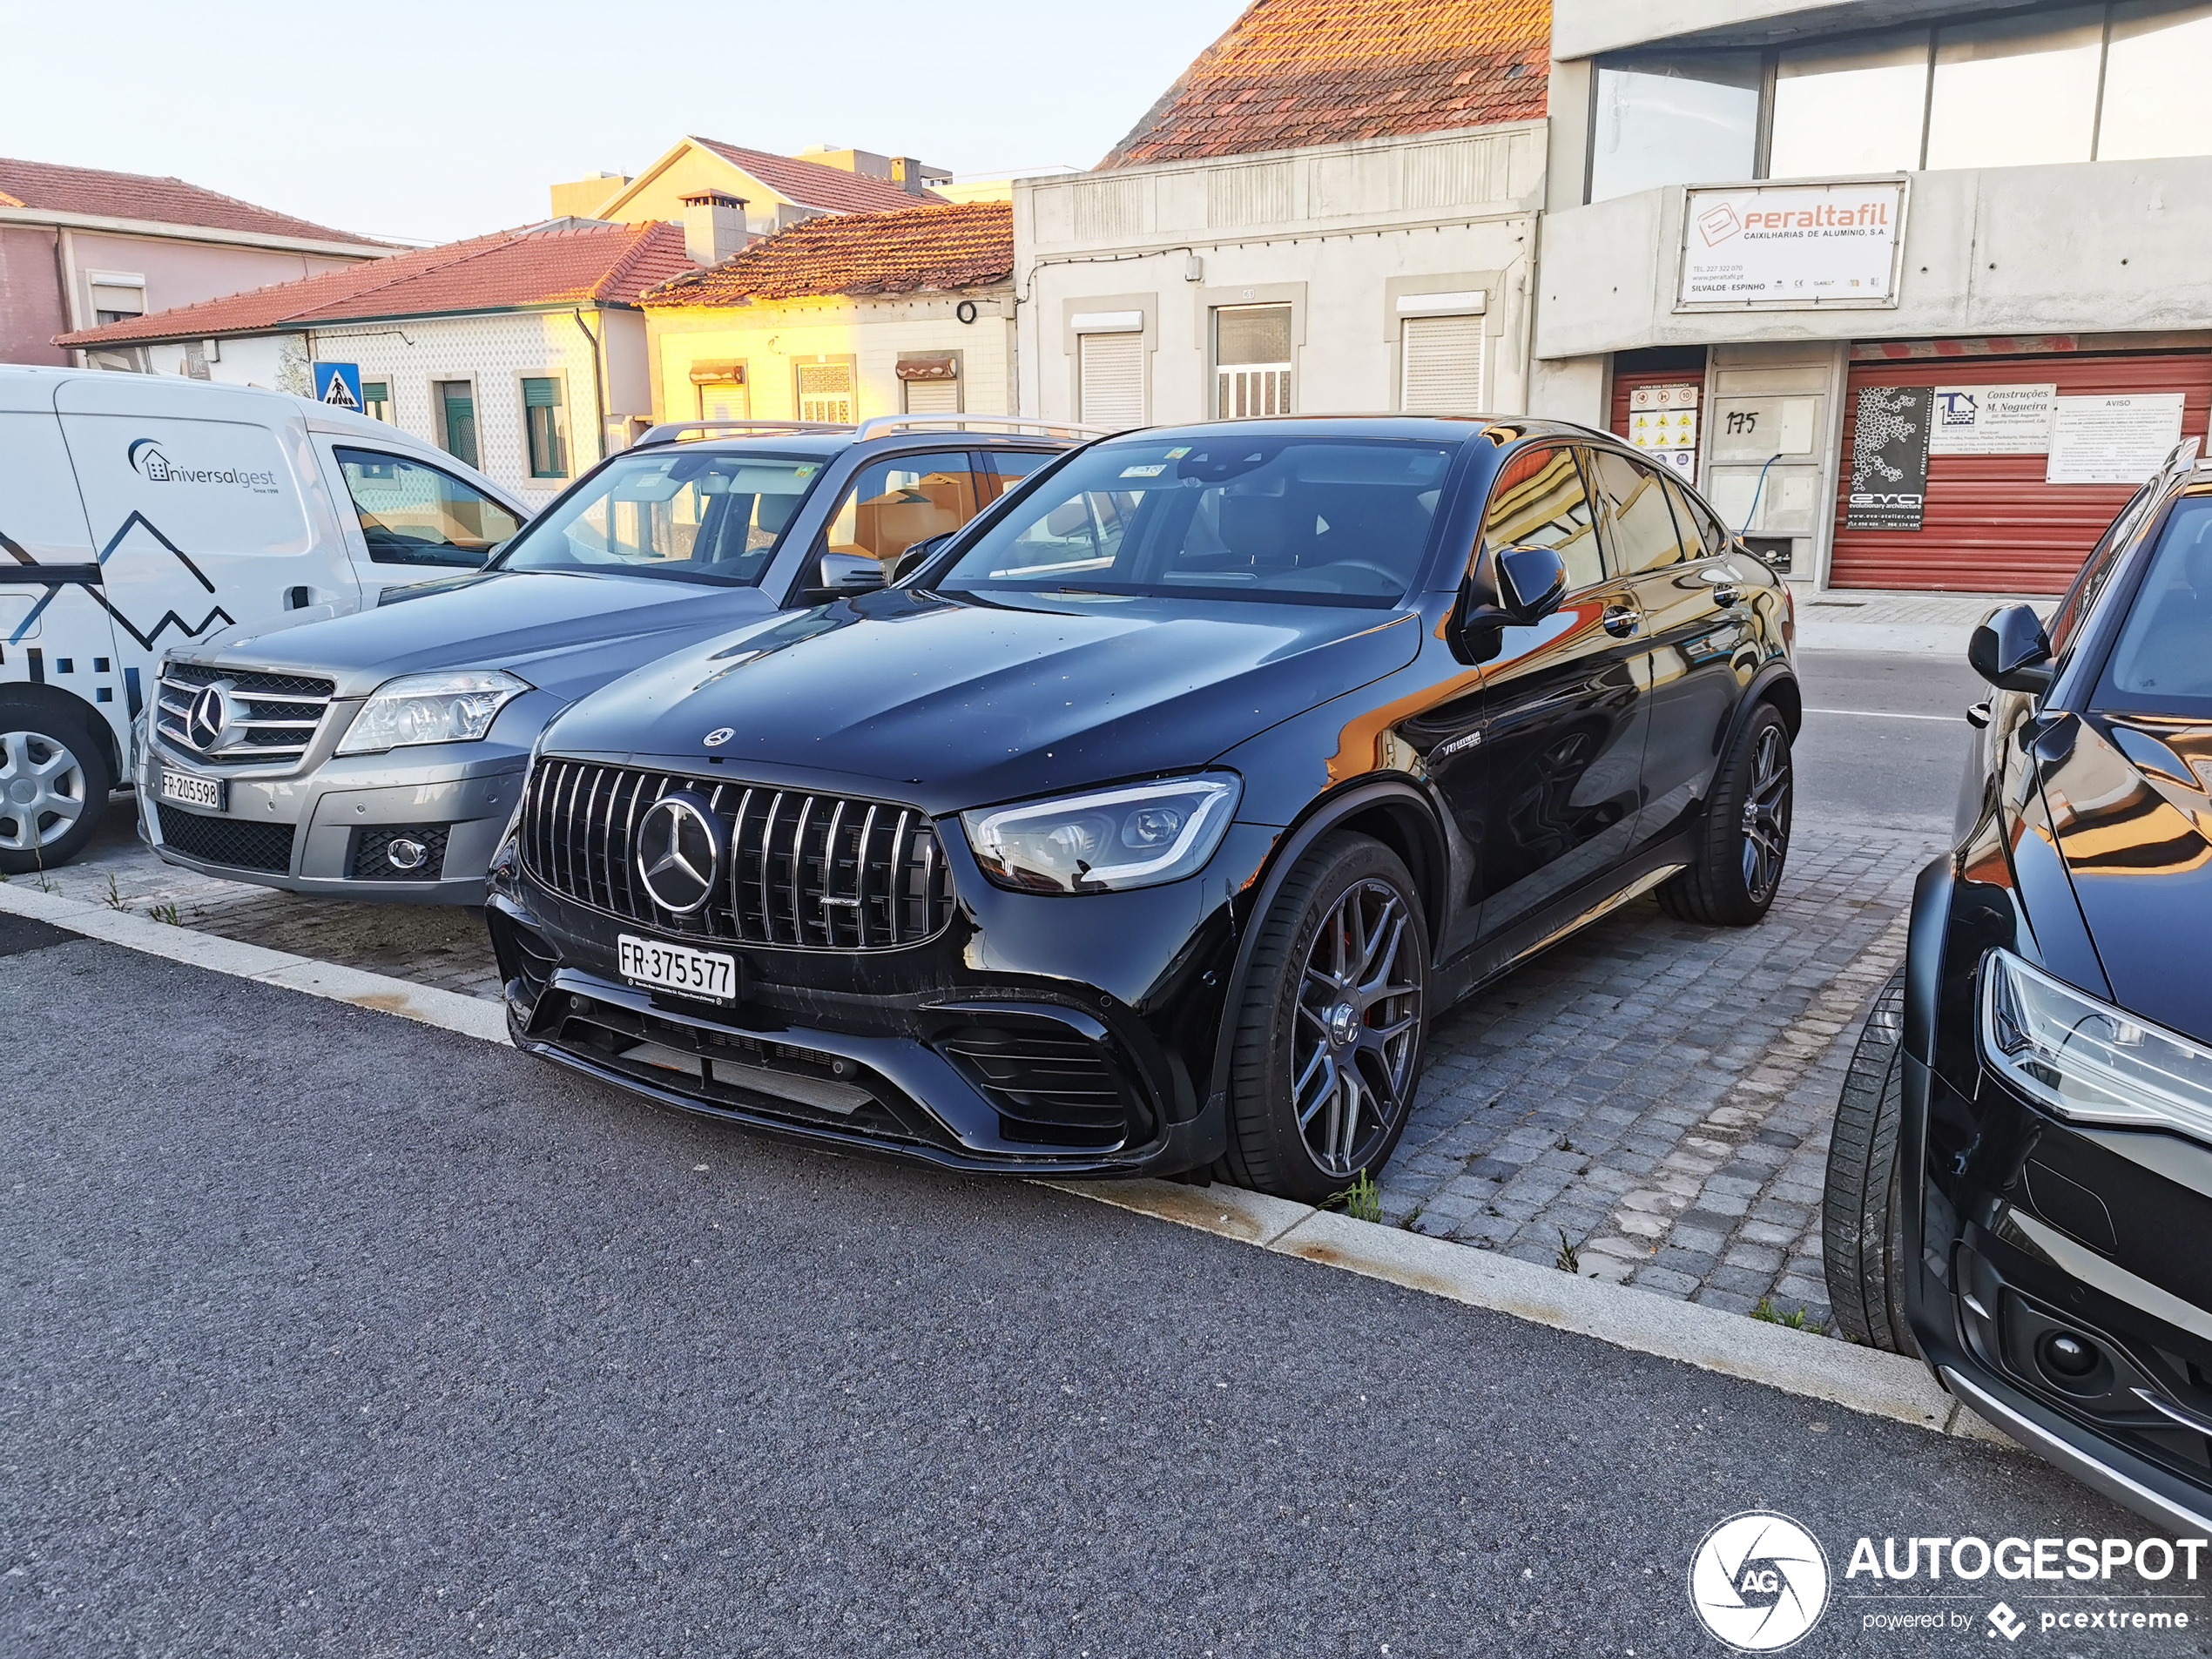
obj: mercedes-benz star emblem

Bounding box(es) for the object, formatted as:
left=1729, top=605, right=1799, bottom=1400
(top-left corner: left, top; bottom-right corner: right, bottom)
left=703, top=726, right=734, bottom=748
left=185, top=683, right=231, bottom=752
left=636, top=792, right=724, bottom=914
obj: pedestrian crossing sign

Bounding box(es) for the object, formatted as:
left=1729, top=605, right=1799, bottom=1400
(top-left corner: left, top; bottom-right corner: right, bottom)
left=314, top=362, right=362, bottom=412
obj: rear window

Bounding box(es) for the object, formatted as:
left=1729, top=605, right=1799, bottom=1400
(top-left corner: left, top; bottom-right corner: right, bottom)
left=2097, top=495, right=2212, bottom=713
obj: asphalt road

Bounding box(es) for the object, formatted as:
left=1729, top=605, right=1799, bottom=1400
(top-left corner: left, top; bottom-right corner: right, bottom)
left=6, top=922, right=2194, bottom=1659
left=1795, top=650, right=1990, bottom=834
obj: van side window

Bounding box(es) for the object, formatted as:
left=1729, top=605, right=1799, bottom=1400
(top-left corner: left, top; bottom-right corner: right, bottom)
left=335, top=448, right=521, bottom=567
left=1480, top=444, right=1603, bottom=591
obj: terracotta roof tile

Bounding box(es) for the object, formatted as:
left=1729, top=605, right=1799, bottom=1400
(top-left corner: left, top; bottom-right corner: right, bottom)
left=640, top=200, right=1010, bottom=307
left=0, top=155, right=389, bottom=246
left=690, top=138, right=944, bottom=214
left=1098, top=0, right=1548, bottom=169
left=58, top=221, right=695, bottom=346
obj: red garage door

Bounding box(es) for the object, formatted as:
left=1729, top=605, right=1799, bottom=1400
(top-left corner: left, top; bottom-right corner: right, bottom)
left=1831, top=350, right=2211, bottom=593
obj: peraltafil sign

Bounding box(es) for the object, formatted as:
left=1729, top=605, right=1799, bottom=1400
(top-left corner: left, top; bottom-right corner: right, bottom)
left=1676, top=179, right=1907, bottom=312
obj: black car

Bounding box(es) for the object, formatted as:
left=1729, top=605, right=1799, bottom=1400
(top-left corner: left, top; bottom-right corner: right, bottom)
left=485, top=416, right=1798, bottom=1200
left=1824, top=446, right=2212, bottom=1532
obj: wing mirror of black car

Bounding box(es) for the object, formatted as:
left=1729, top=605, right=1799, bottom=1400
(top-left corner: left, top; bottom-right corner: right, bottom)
left=1968, top=603, right=2054, bottom=694
left=1494, top=544, right=1569, bottom=623
left=891, top=533, right=954, bottom=583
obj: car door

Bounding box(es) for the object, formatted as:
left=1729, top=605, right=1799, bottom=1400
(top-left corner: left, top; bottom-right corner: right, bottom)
left=1441, top=442, right=1652, bottom=945
left=321, top=442, right=526, bottom=605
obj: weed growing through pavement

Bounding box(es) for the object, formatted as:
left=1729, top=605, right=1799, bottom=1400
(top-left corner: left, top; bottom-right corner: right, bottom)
left=1326, top=1171, right=1382, bottom=1223
left=145, top=901, right=181, bottom=926
left=1554, top=1228, right=1581, bottom=1274
left=1399, top=1203, right=1426, bottom=1231
left=104, top=873, right=127, bottom=910
left=1752, top=1299, right=1817, bottom=1331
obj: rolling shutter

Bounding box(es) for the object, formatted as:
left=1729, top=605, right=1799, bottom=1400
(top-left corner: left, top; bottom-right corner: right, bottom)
left=904, top=378, right=959, bottom=414
left=1399, top=314, right=1487, bottom=414
left=1831, top=350, right=2212, bottom=592
left=1078, top=332, right=1144, bottom=430
left=698, top=381, right=748, bottom=421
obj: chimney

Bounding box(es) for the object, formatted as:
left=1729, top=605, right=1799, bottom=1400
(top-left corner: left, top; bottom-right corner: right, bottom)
left=680, top=189, right=750, bottom=266
left=893, top=157, right=929, bottom=195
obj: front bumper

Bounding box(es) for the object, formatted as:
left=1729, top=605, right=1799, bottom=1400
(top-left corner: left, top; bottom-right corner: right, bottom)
left=486, top=816, right=1277, bottom=1177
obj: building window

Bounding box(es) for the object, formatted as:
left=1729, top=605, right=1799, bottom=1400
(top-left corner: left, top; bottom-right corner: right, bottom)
left=89, top=278, right=145, bottom=326
left=1076, top=330, right=1145, bottom=428
left=523, top=376, right=568, bottom=479
left=797, top=359, right=854, bottom=424
left=1770, top=30, right=1932, bottom=177
left=1399, top=314, right=1487, bottom=414
left=1589, top=53, right=1762, bottom=204
left=361, top=381, right=393, bottom=423
left=435, top=380, right=478, bottom=469
left=691, top=361, right=749, bottom=421
left=899, top=353, right=961, bottom=415
left=2094, top=0, right=2212, bottom=161
left=1926, top=9, right=2107, bottom=170
left=1214, top=304, right=1292, bottom=418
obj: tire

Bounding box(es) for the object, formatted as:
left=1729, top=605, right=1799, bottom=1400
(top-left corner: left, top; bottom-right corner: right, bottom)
left=1222, top=833, right=1430, bottom=1204
left=0, top=694, right=113, bottom=874
left=1658, top=701, right=1792, bottom=927
left=1822, top=968, right=1919, bottom=1355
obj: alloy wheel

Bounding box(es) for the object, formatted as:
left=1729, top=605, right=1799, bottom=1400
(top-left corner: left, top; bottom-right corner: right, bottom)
left=1293, top=878, right=1423, bottom=1177
left=0, top=729, right=89, bottom=853
left=1738, top=723, right=1791, bottom=904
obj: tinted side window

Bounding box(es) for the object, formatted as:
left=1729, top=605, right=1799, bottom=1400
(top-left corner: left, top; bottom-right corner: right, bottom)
left=1661, top=475, right=1727, bottom=561
left=2049, top=479, right=2160, bottom=658
left=823, top=449, right=985, bottom=570
left=334, top=448, right=521, bottom=567
left=1482, top=444, right=1604, bottom=591
left=1584, top=448, right=1687, bottom=574
left=981, top=448, right=1058, bottom=504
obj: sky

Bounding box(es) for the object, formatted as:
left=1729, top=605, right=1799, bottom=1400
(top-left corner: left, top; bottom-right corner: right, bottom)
left=1, top=0, right=1248, bottom=244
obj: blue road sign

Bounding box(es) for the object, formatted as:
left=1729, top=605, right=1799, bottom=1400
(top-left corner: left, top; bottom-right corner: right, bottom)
left=314, top=362, right=363, bottom=412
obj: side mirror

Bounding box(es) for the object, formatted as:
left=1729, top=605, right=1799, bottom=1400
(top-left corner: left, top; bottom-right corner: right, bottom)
left=891, top=532, right=954, bottom=583
left=818, top=551, right=887, bottom=596
left=1494, top=544, right=1569, bottom=623
left=1968, top=603, right=2054, bottom=694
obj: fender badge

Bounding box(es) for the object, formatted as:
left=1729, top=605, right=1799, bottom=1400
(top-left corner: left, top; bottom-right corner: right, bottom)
left=703, top=727, right=735, bottom=748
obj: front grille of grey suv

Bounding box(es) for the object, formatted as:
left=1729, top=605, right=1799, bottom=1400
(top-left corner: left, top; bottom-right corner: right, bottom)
left=523, top=759, right=954, bottom=950
left=156, top=662, right=335, bottom=770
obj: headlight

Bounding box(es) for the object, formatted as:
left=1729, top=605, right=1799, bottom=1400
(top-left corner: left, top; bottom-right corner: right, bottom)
left=335, top=670, right=529, bottom=755
left=962, top=775, right=1240, bottom=894
left=1981, top=949, right=2212, bottom=1142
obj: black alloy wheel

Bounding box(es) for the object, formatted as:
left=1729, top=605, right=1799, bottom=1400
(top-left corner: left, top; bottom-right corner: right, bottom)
left=1224, top=833, right=1430, bottom=1203
left=1659, top=702, right=1793, bottom=927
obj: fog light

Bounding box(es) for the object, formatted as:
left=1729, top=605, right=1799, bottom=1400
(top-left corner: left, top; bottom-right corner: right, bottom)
left=2038, top=1330, right=2105, bottom=1386
left=385, top=836, right=429, bottom=871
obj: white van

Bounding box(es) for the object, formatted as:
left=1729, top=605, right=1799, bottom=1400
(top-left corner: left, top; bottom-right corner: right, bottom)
left=0, top=366, right=529, bottom=873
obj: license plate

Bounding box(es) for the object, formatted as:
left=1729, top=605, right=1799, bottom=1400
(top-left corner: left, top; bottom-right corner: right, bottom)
left=158, top=768, right=226, bottom=811
left=618, top=934, right=738, bottom=1004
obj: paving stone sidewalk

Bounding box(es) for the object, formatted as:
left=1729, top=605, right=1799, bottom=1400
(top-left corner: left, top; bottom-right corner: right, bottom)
left=34, top=799, right=1939, bottom=1331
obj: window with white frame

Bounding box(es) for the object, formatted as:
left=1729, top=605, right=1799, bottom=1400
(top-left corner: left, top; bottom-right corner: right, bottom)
left=797, top=359, right=855, bottom=424
left=1214, top=304, right=1292, bottom=418
left=1398, top=293, right=1487, bottom=414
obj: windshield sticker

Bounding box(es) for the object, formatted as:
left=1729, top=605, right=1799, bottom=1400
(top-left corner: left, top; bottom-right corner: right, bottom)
left=1163, top=447, right=1190, bottom=459
left=1120, top=464, right=1166, bottom=478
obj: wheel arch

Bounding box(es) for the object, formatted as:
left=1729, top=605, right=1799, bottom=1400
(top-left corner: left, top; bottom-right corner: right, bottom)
left=0, top=680, right=121, bottom=779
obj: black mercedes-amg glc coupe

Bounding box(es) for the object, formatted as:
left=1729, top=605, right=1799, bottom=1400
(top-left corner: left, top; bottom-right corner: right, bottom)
left=485, top=416, right=1799, bottom=1200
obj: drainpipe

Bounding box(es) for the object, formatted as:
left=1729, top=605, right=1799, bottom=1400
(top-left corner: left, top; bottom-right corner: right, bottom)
left=55, top=226, right=85, bottom=366
left=572, top=308, right=609, bottom=462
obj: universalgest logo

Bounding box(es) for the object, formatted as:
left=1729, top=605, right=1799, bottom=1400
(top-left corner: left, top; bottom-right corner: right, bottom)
left=1689, top=1512, right=1831, bottom=1651
left=127, top=437, right=278, bottom=492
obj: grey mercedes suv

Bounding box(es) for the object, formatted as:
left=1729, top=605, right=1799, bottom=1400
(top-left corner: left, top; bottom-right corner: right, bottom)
left=140, top=417, right=1088, bottom=904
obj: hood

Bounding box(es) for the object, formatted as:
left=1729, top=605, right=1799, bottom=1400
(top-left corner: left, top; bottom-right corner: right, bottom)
left=2038, top=711, right=2212, bottom=1044
left=544, top=587, right=1422, bottom=814
left=193, top=570, right=777, bottom=701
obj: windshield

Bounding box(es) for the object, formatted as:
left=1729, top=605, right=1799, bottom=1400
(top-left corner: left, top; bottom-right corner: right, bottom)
left=2098, top=493, right=2212, bottom=716
left=499, top=449, right=826, bottom=584
left=932, top=436, right=1453, bottom=607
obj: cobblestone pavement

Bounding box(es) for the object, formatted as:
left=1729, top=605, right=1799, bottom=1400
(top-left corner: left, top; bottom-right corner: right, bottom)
left=34, top=795, right=1939, bottom=1332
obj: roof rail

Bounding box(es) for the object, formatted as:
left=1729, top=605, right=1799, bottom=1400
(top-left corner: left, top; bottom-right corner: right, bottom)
left=633, top=418, right=856, bottom=448
left=850, top=415, right=1120, bottom=443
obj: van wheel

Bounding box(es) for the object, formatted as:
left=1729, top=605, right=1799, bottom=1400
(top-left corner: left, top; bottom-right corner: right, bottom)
left=1822, top=968, right=1919, bottom=1356
left=1222, top=833, right=1430, bottom=1204
left=1659, top=702, right=1791, bottom=927
left=0, top=696, right=113, bottom=873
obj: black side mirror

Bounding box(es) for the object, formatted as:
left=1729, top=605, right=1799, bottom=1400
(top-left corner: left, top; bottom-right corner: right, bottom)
left=818, top=552, right=887, bottom=596
left=1968, top=603, right=2054, bottom=694
left=1494, top=544, right=1569, bottom=623
left=891, top=532, right=954, bottom=583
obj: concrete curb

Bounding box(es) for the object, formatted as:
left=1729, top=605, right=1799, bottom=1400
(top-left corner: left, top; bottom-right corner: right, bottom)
left=5, top=876, right=2008, bottom=1447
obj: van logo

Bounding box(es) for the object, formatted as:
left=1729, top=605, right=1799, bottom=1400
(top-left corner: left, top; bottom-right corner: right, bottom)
left=185, top=682, right=231, bottom=751
left=128, top=439, right=173, bottom=481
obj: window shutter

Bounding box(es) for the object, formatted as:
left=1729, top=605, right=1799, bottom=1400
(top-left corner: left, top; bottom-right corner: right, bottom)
left=1078, top=332, right=1144, bottom=429
left=523, top=377, right=560, bottom=407
left=1400, top=315, right=1487, bottom=415
left=903, top=377, right=960, bottom=415
left=699, top=381, right=749, bottom=421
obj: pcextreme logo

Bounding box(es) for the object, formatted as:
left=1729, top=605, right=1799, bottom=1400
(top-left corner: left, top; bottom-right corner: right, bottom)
left=1690, top=1512, right=1831, bottom=1651
left=127, top=437, right=278, bottom=493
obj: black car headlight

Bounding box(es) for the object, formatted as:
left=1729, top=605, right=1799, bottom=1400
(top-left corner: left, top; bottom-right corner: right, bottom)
left=962, top=775, right=1240, bottom=894
left=1981, top=949, right=2212, bottom=1142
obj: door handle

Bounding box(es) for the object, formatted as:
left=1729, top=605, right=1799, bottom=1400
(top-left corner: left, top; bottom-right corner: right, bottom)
left=1711, top=584, right=1743, bottom=609
left=1601, top=604, right=1641, bottom=637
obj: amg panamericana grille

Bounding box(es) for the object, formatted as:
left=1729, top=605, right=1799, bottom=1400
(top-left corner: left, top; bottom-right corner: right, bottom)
left=523, top=759, right=954, bottom=949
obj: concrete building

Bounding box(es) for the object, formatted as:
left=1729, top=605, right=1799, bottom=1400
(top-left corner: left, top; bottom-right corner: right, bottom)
left=0, top=156, right=393, bottom=369
left=552, top=137, right=944, bottom=246
left=57, top=221, right=695, bottom=508
left=643, top=200, right=1015, bottom=427
left=1534, top=0, right=2212, bottom=593
left=1015, top=0, right=1551, bottom=430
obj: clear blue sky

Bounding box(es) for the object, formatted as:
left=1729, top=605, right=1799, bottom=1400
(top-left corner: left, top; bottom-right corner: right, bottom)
left=1, top=0, right=1247, bottom=244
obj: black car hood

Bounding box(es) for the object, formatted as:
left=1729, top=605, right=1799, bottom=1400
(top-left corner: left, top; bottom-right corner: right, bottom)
left=546, top=587, right=1422, bottom=813
left=2038, top=711, right=2212, bottom=1044
left=201, top=570, right=776, bottom=701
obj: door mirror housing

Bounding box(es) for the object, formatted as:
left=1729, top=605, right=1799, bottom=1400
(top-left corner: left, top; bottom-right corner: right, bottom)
left=1968, top=603, right=2054, bottom=694
left=891, top=532, right=954, bottom=583
left=1494, top=544, right=1569, bottom=623
left=818, top=551, right=887, bottom=596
